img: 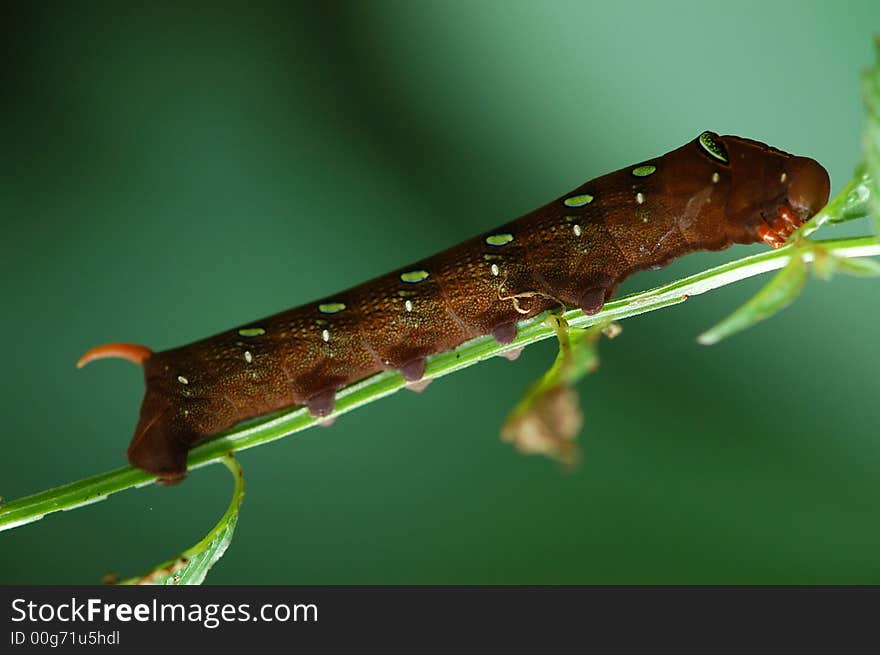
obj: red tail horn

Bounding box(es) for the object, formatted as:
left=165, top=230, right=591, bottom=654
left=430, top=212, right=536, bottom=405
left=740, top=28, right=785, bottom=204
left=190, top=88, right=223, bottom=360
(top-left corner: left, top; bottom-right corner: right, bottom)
left=76, top=342, right=154, bottom=369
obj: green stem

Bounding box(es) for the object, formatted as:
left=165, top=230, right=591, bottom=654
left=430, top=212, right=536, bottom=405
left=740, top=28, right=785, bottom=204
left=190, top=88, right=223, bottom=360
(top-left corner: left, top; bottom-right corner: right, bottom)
left=1, top=178, right=877, bottom=533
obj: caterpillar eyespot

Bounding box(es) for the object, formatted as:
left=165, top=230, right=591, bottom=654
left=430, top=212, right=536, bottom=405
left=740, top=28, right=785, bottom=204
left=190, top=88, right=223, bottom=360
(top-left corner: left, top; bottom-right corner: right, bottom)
left=78, top=131, right=830, bottom=484
left=698, top=130, right=730, bottom=164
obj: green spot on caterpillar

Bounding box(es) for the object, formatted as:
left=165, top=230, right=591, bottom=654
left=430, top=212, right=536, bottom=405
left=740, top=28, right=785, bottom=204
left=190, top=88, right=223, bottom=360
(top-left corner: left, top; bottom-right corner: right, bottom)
left=698, top=131, right=729, bottom=164
left=632, top=165, right=656, bottom=177
left=400, top=270, right=430, bottom=283
left=318, top=302, right=346, bottom=314
left=238, top=328, right=266, bottom=337
left=564, top=194, right=594, bottom=207
left=485, top=233, right=514, bottom=246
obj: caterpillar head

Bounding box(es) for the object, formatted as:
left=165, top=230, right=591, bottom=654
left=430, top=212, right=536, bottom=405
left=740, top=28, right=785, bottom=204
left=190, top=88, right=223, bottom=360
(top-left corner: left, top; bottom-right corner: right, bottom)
left=698, top=132, right=830, bottom=248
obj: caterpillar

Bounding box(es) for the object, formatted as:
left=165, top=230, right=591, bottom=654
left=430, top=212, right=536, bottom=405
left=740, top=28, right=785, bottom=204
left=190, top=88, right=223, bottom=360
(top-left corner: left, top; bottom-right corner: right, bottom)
left=78, top=131, right=830, bottom=485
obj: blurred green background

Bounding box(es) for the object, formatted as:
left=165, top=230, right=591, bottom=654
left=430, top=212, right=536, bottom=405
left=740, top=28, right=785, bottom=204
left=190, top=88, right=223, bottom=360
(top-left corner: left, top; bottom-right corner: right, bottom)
left=2, top=1, right=879, bottom=584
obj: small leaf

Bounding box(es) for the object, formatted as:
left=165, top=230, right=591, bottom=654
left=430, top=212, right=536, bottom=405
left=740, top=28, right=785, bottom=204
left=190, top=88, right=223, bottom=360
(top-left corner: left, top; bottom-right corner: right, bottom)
left=561, top=324, right=602, bottom=385
left=810, top=247, right=838, bottom=280
left=810, top=236, right=880, bottom=279
left=501, top=317, right=604, bottom=464
left=698, top=254, right=808, bottom=346
left=120, top=453, right=245, bottom=585
left=501, top=384, right=583, bottom=464
left=863, top=38, right=880, bottom=235
left=832, top=254, right=880, bottom=277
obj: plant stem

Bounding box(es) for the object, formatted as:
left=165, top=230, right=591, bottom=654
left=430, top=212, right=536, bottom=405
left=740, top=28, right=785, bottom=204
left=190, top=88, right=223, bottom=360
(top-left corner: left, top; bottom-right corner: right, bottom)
left=1, top=179, right=876, bottom=533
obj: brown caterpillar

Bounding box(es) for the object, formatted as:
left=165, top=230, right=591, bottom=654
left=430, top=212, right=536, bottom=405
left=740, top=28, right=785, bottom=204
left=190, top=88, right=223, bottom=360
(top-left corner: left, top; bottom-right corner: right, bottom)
left=78, top=131, right=830, bottom=484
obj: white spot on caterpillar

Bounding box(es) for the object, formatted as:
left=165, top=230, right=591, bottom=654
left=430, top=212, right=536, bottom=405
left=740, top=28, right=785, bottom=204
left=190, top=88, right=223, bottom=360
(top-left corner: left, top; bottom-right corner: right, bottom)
left=573, top=224, right=582, bottom=237
left=177, top=375, right=189, bottom=385
left=244, top=350, right=253, bottom=364
left=712, top=172, right=720, bottom=184
left=636, top=192, right=645, bottom=204
left=321, top=329, right=330, bottom=343
left=405, top=299, right=413, bottom=312
left=780, top=172, right=787, bottom=183
left=491, top=263, right=500, bottom=276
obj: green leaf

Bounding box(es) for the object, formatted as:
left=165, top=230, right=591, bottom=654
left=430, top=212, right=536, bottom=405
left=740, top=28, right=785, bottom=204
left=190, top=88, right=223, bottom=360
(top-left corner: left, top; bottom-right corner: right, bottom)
left=832, top=253, right=880, bottom=277
left=864, top=38, right=880, bottom=235
left=559, top=321, right=604, bottom=386
left=120, top=453, right=245, bottom=585
left=810, top=246, right=838, bottom=280
left=810, top=242, right=880, bottom=279
left=697, top=254, right=808, bottom=346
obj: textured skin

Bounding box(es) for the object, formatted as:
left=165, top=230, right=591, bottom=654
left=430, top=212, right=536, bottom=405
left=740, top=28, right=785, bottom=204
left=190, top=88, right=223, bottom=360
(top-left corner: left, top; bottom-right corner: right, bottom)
left=118, top=132, right=830, bottom=482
